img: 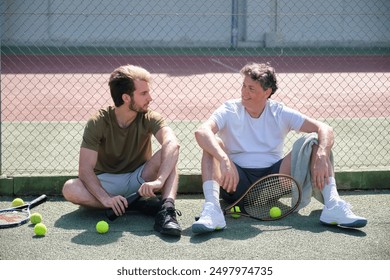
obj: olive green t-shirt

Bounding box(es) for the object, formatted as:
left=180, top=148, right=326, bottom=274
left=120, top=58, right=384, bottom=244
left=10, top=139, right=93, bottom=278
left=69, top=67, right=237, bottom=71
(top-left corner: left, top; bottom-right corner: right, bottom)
left=81, top=106, right=166, bottom=174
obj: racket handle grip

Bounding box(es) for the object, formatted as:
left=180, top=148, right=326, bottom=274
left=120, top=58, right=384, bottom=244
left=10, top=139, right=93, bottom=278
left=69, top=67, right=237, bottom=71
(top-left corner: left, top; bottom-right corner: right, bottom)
left=105, top=193, right=140, bottom=221
left=29, top=194, right=47, bottom=209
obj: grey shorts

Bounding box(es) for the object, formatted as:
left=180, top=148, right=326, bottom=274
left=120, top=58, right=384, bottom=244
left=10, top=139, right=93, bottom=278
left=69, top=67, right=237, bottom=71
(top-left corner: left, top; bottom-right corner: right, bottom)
left=97, top=164, right=145, bottom=197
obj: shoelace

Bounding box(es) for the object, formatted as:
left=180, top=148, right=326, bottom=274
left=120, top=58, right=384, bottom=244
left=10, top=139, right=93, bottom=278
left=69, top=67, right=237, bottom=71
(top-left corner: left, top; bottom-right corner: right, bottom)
left=173, top=208, right=182, bottom=217
left=340, top=202, right=354, bottom=215
left=201, top=203, right=216, bottom=218
left=165, top=207, right=182, bottom=217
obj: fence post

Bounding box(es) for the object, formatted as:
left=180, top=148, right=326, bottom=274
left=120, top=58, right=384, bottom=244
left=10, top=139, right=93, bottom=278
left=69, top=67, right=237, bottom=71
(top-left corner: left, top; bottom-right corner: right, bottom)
left=231, top=0, right=239, bottom=48
left=0, top=49, right=2, bottom=176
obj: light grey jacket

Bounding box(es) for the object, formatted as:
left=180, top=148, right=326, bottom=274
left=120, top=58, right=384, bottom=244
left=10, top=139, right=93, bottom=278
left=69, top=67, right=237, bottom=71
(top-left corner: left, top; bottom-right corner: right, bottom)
left=291, top=133, right=334, bottom=210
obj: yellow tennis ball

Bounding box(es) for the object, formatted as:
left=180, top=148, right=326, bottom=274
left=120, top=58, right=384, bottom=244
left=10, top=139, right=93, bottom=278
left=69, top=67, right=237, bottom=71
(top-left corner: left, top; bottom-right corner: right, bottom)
left=30, top=212, right=42, bottom=224
left=230, top=206, right=241, bottom=218
left=270, top=207, right=282, bottom=218
left=96, top=220, right=109, bottom=234
left=34, top=223, right=47, bottom=236
left=11, top=198, right=24, bottom=207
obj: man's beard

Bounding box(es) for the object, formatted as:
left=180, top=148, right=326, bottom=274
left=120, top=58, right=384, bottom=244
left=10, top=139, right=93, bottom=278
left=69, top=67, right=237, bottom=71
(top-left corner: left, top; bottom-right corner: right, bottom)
left=129, top=99, right=147, bottom=113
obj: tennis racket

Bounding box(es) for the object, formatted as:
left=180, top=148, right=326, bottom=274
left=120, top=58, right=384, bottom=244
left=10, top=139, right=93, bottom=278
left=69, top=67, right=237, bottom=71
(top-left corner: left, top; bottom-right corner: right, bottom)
left=105, top=192, right=141, bottom=221
left=224, top=174, right=301, bottom=221
left=0, top=194, right=47, bottom=229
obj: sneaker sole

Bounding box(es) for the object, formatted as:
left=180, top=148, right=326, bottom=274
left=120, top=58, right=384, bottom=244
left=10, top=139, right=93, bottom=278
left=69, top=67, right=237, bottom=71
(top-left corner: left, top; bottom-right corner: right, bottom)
left=154, top=225, right=182, bottom=237
left=320, top=219, right=367, bottom=228
left=192, top=223, right=226, bottom=234
left=159, top=228, right=182, bottom=237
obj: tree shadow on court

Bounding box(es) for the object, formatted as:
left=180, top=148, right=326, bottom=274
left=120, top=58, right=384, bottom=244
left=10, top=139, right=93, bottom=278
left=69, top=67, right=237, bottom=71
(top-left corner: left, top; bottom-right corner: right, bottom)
left=187, top=215, right=264, bottom=244
left=187, top=209, right=366, bottom=244
left=264, top=210, right=367, bottom=237
left=55, top=206, right=183, bottom=245
left=108, top=212, right=183, bottom=243
left=54, top=207, right=124, bottom=245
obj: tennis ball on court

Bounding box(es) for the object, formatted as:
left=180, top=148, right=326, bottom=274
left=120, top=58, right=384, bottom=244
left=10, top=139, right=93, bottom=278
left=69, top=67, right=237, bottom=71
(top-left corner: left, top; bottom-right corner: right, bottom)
left=34, top=223, right=47, bottom=236
left=11, top=198, right=24, bottom=207
left=269, top=207, right=282, bottom=218
left=230, top=206, right=241, bottom=218
left=96, top=220, right=109, bottom=234
left=30, top=212, right=42, bottom=224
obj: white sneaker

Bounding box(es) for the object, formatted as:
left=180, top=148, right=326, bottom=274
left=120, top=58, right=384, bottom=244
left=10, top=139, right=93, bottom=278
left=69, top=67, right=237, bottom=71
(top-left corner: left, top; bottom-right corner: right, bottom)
left=192, top=202, right=226, bottom=234
left=320, top=200, right=367, bottom=228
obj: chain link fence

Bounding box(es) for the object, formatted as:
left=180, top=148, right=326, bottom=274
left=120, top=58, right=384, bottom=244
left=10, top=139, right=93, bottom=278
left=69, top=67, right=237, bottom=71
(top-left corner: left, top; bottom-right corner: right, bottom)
left=1, top=0, right=389, bottom=177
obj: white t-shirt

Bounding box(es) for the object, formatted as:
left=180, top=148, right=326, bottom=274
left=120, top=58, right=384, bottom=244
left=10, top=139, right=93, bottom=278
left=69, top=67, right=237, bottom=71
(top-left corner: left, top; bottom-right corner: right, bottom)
left=210, top=99, right=305, bottom=168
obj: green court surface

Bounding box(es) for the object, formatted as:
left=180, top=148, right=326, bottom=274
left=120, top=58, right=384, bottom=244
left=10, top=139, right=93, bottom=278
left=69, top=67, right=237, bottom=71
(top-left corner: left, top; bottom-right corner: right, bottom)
left=0, top=191, right=389, bottom=261
left=1, top=117, right=389, bottom=195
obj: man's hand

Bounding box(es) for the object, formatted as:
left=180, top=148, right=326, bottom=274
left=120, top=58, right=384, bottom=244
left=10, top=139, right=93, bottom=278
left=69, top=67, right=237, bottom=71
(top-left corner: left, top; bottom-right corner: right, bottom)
left=138, top=179, right=164, bottom=197
left=300, top=118, right=334, bottom=190
left=104, top=195, right=128, bottom=217
left=219, top=157, right=239, bottom=194
left=310, top=147, right=331, bottom=190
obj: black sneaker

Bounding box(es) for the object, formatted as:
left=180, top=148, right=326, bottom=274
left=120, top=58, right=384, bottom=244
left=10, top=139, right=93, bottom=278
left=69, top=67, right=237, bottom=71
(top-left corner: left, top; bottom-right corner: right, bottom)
left=131, top=197, right=161, bottom=216
left=154, top=207, right=182, bottom=236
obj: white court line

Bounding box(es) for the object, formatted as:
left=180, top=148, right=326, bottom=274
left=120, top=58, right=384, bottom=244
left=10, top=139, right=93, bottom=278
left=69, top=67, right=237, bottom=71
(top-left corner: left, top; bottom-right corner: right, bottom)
left=210, top=58, right=239, bottom=72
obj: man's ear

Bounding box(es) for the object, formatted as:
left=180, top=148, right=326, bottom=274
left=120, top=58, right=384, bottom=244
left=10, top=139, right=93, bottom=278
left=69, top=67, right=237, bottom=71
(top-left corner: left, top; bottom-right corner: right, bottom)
left=122, top=93, right=131, bottom=103
left=265, top=87, right=272, bottom=98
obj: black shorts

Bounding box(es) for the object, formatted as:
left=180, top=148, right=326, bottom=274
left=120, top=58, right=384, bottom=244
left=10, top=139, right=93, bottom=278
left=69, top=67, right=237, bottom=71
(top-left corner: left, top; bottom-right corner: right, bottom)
left=220, top=159, right=283, bottom=204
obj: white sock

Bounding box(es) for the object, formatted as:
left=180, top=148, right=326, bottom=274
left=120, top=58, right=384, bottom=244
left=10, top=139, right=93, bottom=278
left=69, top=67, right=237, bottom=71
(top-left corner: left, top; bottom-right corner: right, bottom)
left=322, top=177, right=342, bottom=208
left=203, top=180, right=221, bottom=207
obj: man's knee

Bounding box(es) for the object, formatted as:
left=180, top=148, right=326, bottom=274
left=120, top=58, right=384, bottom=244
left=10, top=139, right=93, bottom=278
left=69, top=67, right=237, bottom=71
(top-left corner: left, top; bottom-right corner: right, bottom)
left=62, top=178, right=78, bottom=202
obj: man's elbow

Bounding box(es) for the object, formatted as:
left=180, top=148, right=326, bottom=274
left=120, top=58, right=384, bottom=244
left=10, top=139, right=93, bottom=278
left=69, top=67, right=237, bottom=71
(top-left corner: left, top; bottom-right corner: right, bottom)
left=165, top=137, right=180, bottom=154
left=173, top=140, right=180, bottom=153
left=324, top=123, right=334, bottom=137
left=194, top=126, right=207, bottom=144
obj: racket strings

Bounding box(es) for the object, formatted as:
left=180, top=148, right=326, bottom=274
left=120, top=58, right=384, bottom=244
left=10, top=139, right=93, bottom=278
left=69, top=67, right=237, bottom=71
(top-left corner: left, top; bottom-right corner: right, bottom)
left=0, top=211, right=29, bottom=225
left=243, top=176, right=296, bottom=219
left=0, top=195, right=47, bottom=228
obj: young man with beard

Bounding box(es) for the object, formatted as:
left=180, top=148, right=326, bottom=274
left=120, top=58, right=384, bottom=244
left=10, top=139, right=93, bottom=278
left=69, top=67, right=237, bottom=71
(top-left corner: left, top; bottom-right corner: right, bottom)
left=62, top=65, right=182, bottom=236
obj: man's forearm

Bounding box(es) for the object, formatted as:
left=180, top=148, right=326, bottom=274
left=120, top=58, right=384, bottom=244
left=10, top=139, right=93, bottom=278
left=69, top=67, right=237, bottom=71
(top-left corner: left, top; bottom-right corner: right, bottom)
left=79, top=168, right=110, bottom=206
left=317, top=123, right=334, bottom=157
left=157, top=138, right=180, bottom=184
